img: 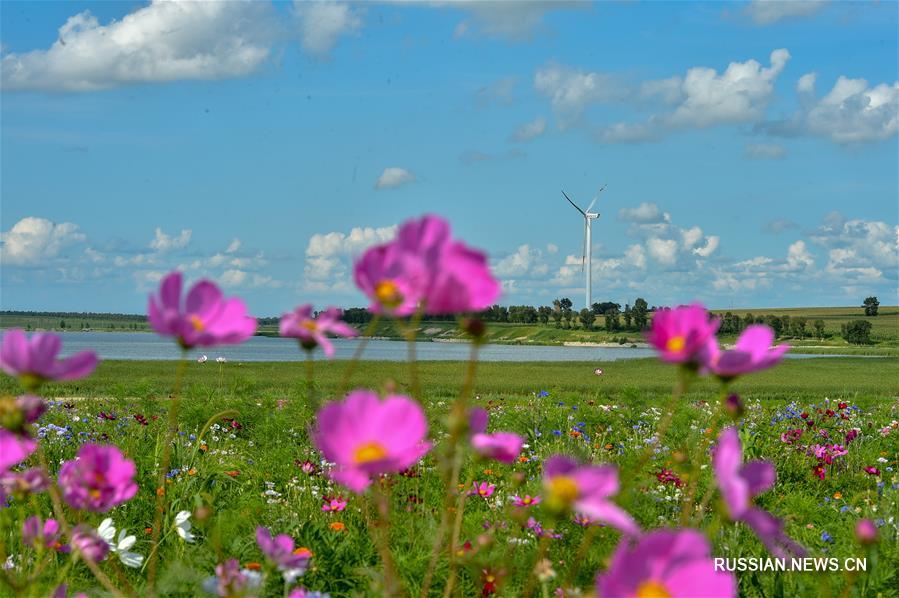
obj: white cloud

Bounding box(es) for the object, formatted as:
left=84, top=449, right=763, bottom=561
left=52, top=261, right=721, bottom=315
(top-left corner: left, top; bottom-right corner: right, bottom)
left=810, top=214, right=898, bottom=272
left=1, top=1, right=277, bottom=92
left=293, top=0, right=362, bottom=57
left=494, top=244, right=538, bottom=277
left=444, top=1, right=583, bottom=40
left=797, top=72, right=817, bottom=95
left=149, top=228, right=192, bottom=252
left=744, top=143, right=787, bottom=159
left=1, top=217, right=86, bottom=266
left=692, top=236, right=720, bottom=258
left=803, top=76, right=899, bottom=143
left=534, top=64, right=625, bottom=125
left=374, top=167, right=415, bottom=190
left=618, top=202, right=670, bottom=224
left=647, top=238, right=679, bottom=266
left=785, top=240, right=814, bottom=271
left=475, top=76, right=517, bottom=106
left=226, top=238, right=242, bottom=254
left=681, top=226, right=704, bottom=249
left=744, top=0, right=827, bottom=25
left=510, top=116, right=547, bottom=143
left=220, top=269, right=248, bottom=287
left=625, top=243, right=646, bottom=269
left=303, top=224, right=397, bottom=291
left=546, top=243, right=559, bottom=255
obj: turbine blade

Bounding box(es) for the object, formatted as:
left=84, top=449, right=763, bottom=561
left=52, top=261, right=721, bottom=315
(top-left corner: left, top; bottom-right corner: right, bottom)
left=561, top=190, right=586, bottom=215
left=586, top=197, right=597, bottom=213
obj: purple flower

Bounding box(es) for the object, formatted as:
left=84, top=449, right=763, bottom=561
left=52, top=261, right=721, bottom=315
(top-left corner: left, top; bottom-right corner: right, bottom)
left=147, top=271, right=257, bottom=348
left=22, top=516, right=62, bottom=550
left=713, top=427, right=804, bottom=558
left=1, top=330, right=97, bottom=389
left=0, top=429, right=35, bottom=474
left=203, top=558, right=262, bottom=597
left=256, top=526, right=310, bottom=581
left=855, top=519, right=878, bottom=545
left=701, top=325, right=789, bottom=379
left=469, top=408, right=523, bottom=464
left=1, top=467, right=50, bottom=502
left=313, top=390, right=431, bottom=492
left=58, top=444, right=138, bottom=512
left=645, top=303, right=719, bottom=365
left=0, top=395, right=47, bottom=436
left=596, top=529, right=736, bottom=598
left=280, top=305, right=357, bottom=357
left=542, top=455, right=638, bottom=536
left=71, top=525, right=109, bottom=563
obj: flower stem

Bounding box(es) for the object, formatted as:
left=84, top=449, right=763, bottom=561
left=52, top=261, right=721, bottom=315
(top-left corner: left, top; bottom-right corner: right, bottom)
left=146, top=349, right=188, bottom=593
left=370, top=481, right=399, bottom=596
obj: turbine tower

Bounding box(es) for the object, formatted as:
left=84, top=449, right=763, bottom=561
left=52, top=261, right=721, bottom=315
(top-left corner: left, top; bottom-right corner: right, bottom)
left=561, top=187, right=605, bottom=310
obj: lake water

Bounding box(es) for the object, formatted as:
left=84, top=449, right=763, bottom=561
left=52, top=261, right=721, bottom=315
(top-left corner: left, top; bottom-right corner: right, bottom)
left=45, top=331, right=851, bottom=363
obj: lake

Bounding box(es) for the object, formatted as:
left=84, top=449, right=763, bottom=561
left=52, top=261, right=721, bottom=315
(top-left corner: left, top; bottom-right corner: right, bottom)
left=45, top=331, right=851, bottom=363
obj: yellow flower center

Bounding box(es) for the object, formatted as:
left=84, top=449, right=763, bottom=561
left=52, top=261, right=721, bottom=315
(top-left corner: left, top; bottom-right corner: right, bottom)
left=354, top=441, right=388, bottom=464
left=665, top=335, right=685, bottom=353
left=189, top=315, right=205, bottom=331
left=547, top=475, right=579, bottom=508
left=301, top=320, right=318, bottom=332
left=374, top=280, right=403, bottom=308
left=636, top=581, right=671, bottom=598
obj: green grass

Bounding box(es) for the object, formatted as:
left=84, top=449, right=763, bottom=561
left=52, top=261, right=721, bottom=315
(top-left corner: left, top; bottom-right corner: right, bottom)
left=2, top=357, right=898, bottom=596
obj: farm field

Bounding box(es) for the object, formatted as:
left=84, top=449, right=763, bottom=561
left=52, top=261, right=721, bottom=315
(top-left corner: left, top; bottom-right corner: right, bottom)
left=3, top=356, right=897, bottom=596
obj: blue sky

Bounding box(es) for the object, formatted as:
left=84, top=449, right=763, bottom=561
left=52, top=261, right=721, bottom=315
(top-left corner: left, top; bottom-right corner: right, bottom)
left=1, top=0, right=897, bottom=315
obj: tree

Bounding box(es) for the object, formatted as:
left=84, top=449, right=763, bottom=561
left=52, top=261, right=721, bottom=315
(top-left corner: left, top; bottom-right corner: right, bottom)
left=604, top=305, right=620, bottom=332
left=632, top=298, right=649, bottom=330
left=59, top=320, right=66, bottom=329
left=863, top=296, right=880, bottom=317
left=813, top=319, right=826, bottom=339
left=579, top=308, right=596, bottom=331
left=841, top=320, right=873, bottom=345
left=537, top=306, right=552, bottom=325
left=765, top=315, right=782, bottom=337
left=791, top=317, right=807, bottom=338
left=559, top=298, right=573, bottom=311
left=623, top=304, right=633, bottom=329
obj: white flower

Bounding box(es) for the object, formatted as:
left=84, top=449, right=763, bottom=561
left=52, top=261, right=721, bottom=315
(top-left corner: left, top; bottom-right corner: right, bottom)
left=174, top=510, right=195, bottom=543
left=216, top=356, right=227, bottom=363
left=97, top=518, right=144, bottom=568
left=198, top=355, right=208, bottom=363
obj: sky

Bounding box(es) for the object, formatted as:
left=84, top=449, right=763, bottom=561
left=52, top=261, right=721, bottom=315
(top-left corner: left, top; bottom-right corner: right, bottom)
left=1, top=0, right=897, bottom=316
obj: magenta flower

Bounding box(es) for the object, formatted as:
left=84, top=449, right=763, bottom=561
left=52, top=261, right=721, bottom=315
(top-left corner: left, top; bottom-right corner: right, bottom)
left=713, top=427, right=805, bottom=558
left=58, top=444, right=138, bottom=512
left=864, top=466, right=881, bottom=476
left=1, top=330, right=97, bottom=389
left=0, top=429, right=36, bottom=473
left=542, top=455, right=639, bottom=536
left=22, top=516, right=62, bottom=550
left=256, top=527, right=310, bottom=582
left=470, top=481, right=496, bottom=498
left=353, top=215, right=500, bottom=316
left=596, top=529, right=736, bottom=598
left=71, top=525, right=109, bottom=563
left=147, top=271, right=257, bottom=349
left=203, top=559, right=262, bottom=597
left=855, top=519, right=878, bottom=545
left=280, top=305, right=357, bottom=357
left=645, top=303, right=719, bottom=365
left=0, top=395, right=47, bottom=435
left=701, top=325, right=789, bottom=380
left=313, top=390, right=431, bottom=492
left=512, top=495, right=541, bottom=507
left=1, top=467, right=50, bottom=502
left=321, top=497, right=347, bottom=512
left=469, top=408, right=523, bottom=464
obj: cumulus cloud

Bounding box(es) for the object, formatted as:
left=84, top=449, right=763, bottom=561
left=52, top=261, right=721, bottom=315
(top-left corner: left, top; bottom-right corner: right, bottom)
left=744, top=142, right=787, bottom=159
left=493, top=244, right=551, bottom=278
left=1, top=1, right=278, bottom=92
left=1, top=217, right=86, bottom=265
left=534, top=64, right=626, bottom=125
left=692, top=236, right=720, bottom=258
left=647, top=238, right=679, bottom=266
left=744, top=0, right=827, bottom=25
left=149, top=228, right=192, bottom=252
left=618, top=202, right=670, bottom=224
left=374, top=167, right=416, bottom=190
left=810, top=213, right=898, bottom=274
left=226, top=238, right=242, bottom=254
left=445, top=1, right=584, bottom=40
left=804, top=76, right=899, bottom=144
left=293, top=0, right=362, bottom=57
left=303, top=224, right=397, bottom=291
left=509, top=116, right=547, bottom=143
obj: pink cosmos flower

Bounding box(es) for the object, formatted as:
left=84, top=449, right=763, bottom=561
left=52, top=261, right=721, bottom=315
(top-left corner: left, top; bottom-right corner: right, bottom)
left=863, top=466, right=881, bottom=476
left=470, top=481, right=496, bottom=498
left=256, top=527, right=310, bottom=582
left=22, top=516, right=62, bottom=550
left=596, top=529, right=736, bottom=598
left=280, top=305, right=357, bottom=357
left=0, top=395, right=47, bottom=435
left=353, top=215, right=500, bottom=316
left=512, top=495, right=541, bottom=507
left=469, top=407, right=524, bottom=464
left=855, top=519, right=878, bottom=545
left=542, top=455, right=639, bottom=536
left=204, top=559, right=262, bottom=597
left=321, top=497, right=347, bottom=512
left=645, top=303, right=719, bottom=365
left=147, top=271, right=257, bottom=348
left=71, top=525, right=109, bottom=563
left=713, top=427, right=805, bottom=558
left=701, top=325, right=789, bottom=380
left=313, top=390, right=431, bottom=492
left=1, top=330, right=97, bottom=389
left=1, top=467, right=50, bottom=502
left=58, top=444, right=138, bottom=512
left=0, top=429, right=36, bottom=474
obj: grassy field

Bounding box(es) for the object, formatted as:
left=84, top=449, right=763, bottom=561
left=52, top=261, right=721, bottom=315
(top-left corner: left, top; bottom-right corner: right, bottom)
left=2, top=356, right=898, bottom=596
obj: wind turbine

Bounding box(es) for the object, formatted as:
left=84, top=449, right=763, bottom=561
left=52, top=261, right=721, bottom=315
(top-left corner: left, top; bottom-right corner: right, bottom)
left=561, top=186, right=605, bottom=310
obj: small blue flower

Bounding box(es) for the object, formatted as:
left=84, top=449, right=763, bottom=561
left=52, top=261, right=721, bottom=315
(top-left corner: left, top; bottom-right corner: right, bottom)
left=821, top=531, right=833, bottom=543
left=551, top=430, right=562, bottom=436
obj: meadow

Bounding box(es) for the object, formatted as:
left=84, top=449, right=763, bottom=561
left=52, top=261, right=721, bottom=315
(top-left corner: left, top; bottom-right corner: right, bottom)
left=3, top=355, right=897, bottom=597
